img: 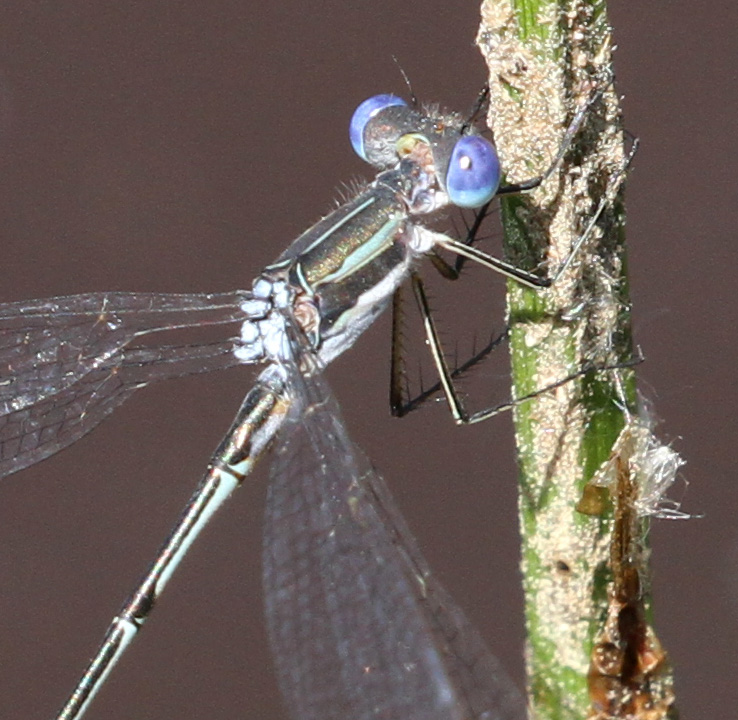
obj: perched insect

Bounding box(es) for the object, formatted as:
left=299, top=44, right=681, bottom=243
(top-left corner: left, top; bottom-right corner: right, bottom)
left=1, top=90, right=593, bottom=719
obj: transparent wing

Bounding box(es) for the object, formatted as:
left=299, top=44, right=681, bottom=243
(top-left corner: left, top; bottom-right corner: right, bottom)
left=0, top=291, right=248, bottom=410
left=0, top=291, right=250, bottom=477
left=263, top=359, right=525, bottom=720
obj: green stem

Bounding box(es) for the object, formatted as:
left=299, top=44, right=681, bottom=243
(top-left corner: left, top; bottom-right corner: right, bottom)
left=476, top=2, right=675, bottom=718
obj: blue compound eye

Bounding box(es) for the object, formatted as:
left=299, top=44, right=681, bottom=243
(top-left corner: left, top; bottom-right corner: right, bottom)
left=446, top=136, right=501, bottom=208
left=350, top=94, right=408, bottom=161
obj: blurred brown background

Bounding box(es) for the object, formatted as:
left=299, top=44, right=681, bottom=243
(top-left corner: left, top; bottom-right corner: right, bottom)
left=0, top=2, right=735, bottom=719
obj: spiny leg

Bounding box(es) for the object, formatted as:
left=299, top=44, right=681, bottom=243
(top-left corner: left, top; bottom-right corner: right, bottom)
left=410, top=268, right=640, bottom=426
left=389, top=286, right=412, bottom=417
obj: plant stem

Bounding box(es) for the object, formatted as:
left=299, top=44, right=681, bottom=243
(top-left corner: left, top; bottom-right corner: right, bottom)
left=476, top=2, right=675, bottom=718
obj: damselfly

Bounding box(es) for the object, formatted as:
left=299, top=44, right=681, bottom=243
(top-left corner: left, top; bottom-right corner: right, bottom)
left=2, top=92, right=590, bottom=719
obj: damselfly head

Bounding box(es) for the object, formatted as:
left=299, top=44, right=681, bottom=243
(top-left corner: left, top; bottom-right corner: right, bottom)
left=349, top=94, right=501, bottom=208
